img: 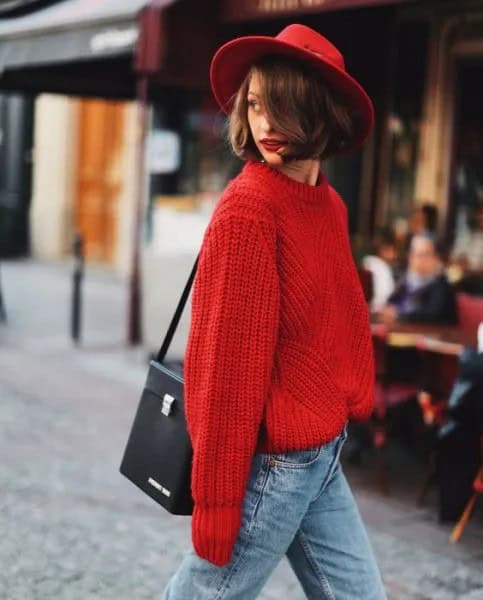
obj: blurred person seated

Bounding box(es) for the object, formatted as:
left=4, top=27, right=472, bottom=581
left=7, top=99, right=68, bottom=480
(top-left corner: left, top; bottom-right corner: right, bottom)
left=451, top=205, right=483, bottom=272
left=378, top=233, right=457, bottom=325
left=362, top=227, right=396, bottom=312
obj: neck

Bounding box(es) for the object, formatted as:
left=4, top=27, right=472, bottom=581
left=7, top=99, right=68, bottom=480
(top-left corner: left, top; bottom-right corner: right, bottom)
left=275, top=158, right=320, bottom=186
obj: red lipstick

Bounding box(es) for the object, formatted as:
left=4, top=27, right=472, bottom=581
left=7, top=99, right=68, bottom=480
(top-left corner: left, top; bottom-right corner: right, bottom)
left=260, top=138, right=287, bottom=153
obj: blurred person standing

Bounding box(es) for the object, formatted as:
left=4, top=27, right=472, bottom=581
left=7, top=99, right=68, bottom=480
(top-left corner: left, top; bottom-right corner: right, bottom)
left=451, top=205, right=483, bottom=271
left=402, top=203, right=438, bottom=253
left=392, top=203, right=438, bottom=278
left=409, top=203, right=438, bottom=238
left=378, top=233, right=456, bottom=325
left=162, top=24, right=386, bottom=600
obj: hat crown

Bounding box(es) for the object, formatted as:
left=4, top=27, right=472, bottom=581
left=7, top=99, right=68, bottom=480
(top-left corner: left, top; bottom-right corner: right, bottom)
left=276, top=24, right=345, bottom=71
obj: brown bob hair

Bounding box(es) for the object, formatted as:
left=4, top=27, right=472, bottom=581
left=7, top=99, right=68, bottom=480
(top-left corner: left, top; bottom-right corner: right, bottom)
left=228, top=54, right=358, bottom=162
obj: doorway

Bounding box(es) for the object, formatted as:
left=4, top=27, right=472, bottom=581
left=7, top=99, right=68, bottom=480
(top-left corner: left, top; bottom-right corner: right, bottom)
left=449, top=61, right=483, bottom=246
left=75, top=98, right=126, bottom=263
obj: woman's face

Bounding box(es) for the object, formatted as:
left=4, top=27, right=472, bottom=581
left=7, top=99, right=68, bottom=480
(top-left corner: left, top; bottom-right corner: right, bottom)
left=247, top=71, right=288, bottom=167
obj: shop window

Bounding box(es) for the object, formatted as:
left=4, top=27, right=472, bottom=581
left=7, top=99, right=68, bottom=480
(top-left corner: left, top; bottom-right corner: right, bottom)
left=144, top=93, right=241, bottom=248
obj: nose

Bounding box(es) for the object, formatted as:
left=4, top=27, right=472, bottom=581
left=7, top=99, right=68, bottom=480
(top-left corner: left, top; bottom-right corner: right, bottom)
left=260, top=112, right=273, bottom=134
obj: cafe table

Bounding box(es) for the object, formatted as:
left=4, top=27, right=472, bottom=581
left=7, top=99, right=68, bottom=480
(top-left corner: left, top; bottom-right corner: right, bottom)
left=371, top=321, right=476, bottom=354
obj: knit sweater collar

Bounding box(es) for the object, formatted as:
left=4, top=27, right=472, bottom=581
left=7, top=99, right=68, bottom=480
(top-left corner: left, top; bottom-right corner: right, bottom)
left=244, top=160, right=328, bottom=203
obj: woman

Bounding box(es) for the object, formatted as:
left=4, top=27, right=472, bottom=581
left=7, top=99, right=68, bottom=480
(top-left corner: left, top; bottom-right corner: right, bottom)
left=163, top=24, right=386, bottom=599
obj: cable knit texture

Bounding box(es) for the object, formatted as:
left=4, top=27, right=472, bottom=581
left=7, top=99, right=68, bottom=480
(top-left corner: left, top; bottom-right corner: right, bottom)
left=184, top=160, right=375, bottom=566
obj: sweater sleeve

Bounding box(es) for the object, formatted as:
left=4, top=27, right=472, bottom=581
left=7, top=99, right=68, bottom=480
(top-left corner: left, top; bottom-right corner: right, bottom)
left=184, top=214, right=279, bottom=566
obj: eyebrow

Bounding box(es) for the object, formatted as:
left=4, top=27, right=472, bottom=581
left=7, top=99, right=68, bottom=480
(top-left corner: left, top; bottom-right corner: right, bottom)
left=247, top=91, right=259, bottom=97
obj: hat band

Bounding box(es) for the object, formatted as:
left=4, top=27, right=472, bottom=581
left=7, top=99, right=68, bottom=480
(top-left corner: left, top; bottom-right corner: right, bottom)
left=301, top=43, right=345, bottom=70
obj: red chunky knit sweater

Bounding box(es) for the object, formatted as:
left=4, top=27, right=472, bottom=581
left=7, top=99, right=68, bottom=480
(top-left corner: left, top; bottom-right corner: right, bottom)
left=184, top=161, right=375, bottom=566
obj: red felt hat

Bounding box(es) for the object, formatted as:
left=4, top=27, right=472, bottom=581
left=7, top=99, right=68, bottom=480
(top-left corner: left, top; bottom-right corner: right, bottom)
left=210, top=23, right=374, bottom=152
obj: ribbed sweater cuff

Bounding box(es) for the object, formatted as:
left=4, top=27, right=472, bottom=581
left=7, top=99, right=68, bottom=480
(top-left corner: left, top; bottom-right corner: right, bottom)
left=192, top=504, right=242, bottom=567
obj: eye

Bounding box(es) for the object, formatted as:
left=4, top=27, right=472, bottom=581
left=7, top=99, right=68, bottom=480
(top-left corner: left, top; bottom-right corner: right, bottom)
left=248, top=99, right=260, bottom=112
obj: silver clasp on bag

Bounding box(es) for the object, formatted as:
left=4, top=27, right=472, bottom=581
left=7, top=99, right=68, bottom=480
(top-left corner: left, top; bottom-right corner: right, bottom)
left=161, top=393, right=175, bottom=416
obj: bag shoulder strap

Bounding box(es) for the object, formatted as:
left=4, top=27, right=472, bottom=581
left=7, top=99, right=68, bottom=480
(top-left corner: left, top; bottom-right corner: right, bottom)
left=156, top=254, right=199, bottom=364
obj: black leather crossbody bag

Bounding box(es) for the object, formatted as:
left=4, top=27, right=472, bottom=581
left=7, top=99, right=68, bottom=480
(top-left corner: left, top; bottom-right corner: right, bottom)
left=120, top=255, right=199, bottom=515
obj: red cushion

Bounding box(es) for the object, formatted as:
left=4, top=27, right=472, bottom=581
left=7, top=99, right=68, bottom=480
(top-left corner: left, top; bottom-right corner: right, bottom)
left=456, top=292, right=483, bottom=336
left=474, top=478, right=483, bottom=494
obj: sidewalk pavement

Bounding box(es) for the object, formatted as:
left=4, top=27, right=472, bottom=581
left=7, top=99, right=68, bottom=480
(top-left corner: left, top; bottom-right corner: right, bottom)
left=1, top=258, right=482, bottom=600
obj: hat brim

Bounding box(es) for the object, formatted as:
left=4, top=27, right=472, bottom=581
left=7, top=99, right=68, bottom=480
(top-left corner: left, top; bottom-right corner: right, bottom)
left=210, top=35, right=374, bottom=152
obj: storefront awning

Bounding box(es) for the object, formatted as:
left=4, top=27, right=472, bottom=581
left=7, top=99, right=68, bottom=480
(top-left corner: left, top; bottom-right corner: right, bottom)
left=222, top=0, right=412, bottom=22
left=0, top=0, right=175, bottom=97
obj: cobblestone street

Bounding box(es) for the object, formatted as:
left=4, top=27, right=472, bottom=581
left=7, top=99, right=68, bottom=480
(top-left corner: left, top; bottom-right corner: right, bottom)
left=1, top=259, right=483, bottom=599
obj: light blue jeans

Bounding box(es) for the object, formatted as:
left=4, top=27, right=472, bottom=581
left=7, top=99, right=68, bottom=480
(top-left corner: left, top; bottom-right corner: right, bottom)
left=162, top=425, right=386, bottom=599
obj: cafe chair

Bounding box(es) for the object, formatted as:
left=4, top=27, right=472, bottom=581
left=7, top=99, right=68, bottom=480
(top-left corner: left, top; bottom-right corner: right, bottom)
left=415, top=354, right=457, bottom=507
left=373, top=328, right=461, bottom=498
left=372, top=331, right=422, bottom=494
left=450, top=462, right=483, bottom=543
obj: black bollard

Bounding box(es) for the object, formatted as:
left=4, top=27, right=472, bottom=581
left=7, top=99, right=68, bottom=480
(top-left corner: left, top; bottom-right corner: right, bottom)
left=71, top=233, right=84, bottom=344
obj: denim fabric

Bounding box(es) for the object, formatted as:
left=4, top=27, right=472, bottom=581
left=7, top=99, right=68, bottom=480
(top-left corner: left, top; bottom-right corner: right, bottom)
left=162, top=425, right=386, bottom=599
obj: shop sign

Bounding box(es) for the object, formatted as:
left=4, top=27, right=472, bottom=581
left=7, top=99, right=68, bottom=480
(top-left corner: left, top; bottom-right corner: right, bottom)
left=223, top=0, right=409, bottom=21
left=90, top=26, right=138, bottom=54
left=146, top=129, right=181, bottom=174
